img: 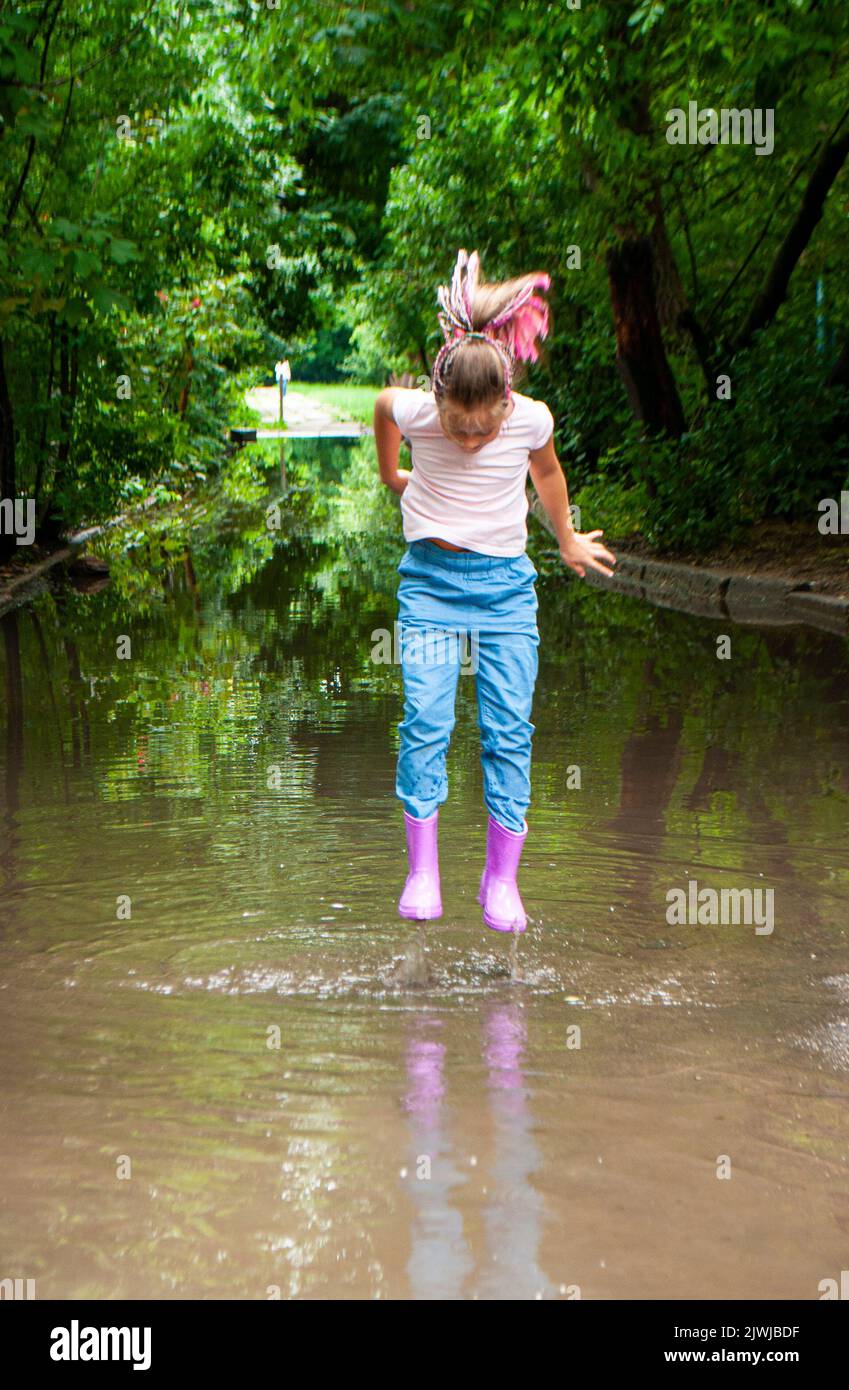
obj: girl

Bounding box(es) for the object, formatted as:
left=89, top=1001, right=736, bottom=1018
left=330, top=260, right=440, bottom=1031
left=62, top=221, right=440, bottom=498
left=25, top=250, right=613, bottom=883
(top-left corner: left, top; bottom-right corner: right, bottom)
left=373, top=249, right=616, bottom=933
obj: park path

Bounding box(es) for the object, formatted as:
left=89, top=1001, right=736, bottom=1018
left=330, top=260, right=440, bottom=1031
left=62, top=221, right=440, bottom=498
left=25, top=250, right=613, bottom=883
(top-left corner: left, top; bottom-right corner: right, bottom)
left=244, top=385, right=366, bottom=435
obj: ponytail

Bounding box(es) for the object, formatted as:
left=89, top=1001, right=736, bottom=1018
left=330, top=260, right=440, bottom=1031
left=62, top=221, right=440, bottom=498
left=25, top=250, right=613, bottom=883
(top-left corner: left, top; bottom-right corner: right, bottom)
left=432, top=249, right=551, bottom=405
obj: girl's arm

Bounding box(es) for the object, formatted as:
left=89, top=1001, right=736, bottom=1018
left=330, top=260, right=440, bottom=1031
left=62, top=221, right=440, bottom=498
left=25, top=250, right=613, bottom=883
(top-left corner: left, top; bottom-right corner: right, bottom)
left=529, top=438, right=616, bottom=579
left=374, top=388, right=412, bottom=496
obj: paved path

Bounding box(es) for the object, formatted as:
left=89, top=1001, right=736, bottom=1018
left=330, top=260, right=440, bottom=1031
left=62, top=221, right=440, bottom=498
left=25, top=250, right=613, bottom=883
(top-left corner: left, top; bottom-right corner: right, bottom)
left=244, top=386, right=365, bottom=436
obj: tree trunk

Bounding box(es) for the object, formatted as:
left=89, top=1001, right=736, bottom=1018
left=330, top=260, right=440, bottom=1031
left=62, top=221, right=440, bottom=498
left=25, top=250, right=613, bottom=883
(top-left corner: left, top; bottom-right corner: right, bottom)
left=34, top=312, right=57, bottom=516
left=40, top=325, right=76, bottom=542
left=0, top=339, right=17, bottom=561
left=606, top=237, right=687, bottom=440
left=2, top=611, right=24, bottom=815
left=650, top=198, right=716, bottom=392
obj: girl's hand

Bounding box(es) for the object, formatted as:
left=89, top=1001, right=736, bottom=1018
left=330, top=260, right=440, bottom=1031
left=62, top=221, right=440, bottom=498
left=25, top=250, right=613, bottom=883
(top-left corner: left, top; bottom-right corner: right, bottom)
left=387, top=469, right=412, bottom=496
left=560, top=529, right=617, bottom=579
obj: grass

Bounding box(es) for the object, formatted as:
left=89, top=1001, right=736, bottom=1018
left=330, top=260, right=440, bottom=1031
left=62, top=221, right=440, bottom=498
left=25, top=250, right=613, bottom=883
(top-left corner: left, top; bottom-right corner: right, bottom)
left=288, top=382, right=378, bottom=425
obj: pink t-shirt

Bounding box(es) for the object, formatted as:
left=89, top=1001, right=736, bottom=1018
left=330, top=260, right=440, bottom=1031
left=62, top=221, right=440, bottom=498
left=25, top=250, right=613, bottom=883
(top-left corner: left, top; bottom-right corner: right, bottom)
left=391, top=389, right=554, bottom=557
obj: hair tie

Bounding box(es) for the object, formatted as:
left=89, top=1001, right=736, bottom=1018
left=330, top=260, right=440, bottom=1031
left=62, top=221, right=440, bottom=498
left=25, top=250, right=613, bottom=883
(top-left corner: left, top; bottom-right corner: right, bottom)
left=431, top=328, right=513, bottom=402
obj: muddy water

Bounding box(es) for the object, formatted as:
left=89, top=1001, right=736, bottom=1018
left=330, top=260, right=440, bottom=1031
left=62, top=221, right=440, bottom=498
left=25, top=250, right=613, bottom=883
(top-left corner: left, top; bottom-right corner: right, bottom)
left=1, top=449, right=849, bottom=1300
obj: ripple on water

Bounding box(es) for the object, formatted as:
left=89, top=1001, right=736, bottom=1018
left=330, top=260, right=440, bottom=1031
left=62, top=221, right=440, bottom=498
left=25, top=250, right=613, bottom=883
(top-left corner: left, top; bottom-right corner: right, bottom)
left=121, top=942, right=724, bottom=1008
left=790, top=974, right=849, bottom=1072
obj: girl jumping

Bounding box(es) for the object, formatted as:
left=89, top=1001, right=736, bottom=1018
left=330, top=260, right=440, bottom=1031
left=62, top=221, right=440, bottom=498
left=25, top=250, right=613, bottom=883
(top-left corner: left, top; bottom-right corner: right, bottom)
left=373, top=249, right=616, bottom=933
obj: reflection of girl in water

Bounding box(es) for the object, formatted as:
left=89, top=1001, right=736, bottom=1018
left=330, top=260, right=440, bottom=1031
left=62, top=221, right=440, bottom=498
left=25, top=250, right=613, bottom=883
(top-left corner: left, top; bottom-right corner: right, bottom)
left=374, top=250, right=616, bottom=933
left=402, top=1006, right=550, bottom=1300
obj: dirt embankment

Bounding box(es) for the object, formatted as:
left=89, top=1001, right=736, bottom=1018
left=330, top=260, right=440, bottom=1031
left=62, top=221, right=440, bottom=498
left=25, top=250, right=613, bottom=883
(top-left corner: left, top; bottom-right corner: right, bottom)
left=531, top=505, right=849, bottom=635
left=620, top=520, right=849, bottom=598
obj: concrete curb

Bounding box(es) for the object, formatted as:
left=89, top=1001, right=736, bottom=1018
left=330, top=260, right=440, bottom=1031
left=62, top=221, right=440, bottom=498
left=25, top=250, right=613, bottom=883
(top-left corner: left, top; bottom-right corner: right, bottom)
left=528, top=497, right=848, bottom=637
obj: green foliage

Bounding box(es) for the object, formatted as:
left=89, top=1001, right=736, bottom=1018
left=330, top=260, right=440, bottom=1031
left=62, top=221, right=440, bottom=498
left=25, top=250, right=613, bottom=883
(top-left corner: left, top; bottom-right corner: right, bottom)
left=290, top=325, right=353, bottom=381
left=2, top=0, right=849, bottom=557
left=280, top=0, right=849, bottom=552
left=0, top=1, right=357, bottom=539
left=339, top=318, right=391, bottom=384
left=573, top=471, right=651, bottom=545
left=58, top=374, right=185, bottom=530
left=615, top=319, right=849, bottom=552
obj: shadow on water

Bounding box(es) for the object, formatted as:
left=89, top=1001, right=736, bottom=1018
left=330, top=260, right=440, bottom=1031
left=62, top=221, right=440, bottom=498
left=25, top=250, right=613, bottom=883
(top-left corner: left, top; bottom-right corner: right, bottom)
left=1, top=436, right=849, bottom=1298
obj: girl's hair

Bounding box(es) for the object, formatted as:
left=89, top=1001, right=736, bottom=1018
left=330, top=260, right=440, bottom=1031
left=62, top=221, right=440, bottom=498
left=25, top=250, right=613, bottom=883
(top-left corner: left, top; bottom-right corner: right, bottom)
left=431, top=249, right=551, bottom=411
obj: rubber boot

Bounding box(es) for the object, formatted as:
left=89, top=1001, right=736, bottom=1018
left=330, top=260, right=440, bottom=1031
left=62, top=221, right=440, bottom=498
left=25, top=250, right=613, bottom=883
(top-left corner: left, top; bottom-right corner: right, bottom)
left=477, top=816, right=528, bottom=933
left=398, top=810, right=442, bottom=921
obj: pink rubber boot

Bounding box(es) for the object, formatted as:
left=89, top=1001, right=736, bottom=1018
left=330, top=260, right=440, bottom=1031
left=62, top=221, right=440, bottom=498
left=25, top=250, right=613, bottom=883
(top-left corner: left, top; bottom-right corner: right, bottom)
left=477, top=816, right=528, bottom=933
left=398, top=810, right=443, bottom=921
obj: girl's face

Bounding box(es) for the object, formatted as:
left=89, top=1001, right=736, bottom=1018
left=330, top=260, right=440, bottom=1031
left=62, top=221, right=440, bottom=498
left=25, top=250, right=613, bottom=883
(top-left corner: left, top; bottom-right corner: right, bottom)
left=438, top=399, right=510, bottom=453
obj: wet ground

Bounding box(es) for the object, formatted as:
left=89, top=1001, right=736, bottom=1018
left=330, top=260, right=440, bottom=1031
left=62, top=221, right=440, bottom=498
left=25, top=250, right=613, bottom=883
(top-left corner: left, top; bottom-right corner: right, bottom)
left=1, top=441, right=848, bottom=1299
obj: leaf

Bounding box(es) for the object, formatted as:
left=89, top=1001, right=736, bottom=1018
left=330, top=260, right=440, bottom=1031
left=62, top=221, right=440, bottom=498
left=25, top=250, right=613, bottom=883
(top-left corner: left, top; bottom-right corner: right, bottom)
left=73, top=248, right=102, bottom=277
left=61, top=297, right=89, bottom=327
left=108, top=239, right=139, bottom=265
left=51, top=217, right=81, bottom=241
left=0, top=296, right=27, bottom=318
left=20, top=244, right=61, bottom=278
left=92, top=286, right=130, bottom=315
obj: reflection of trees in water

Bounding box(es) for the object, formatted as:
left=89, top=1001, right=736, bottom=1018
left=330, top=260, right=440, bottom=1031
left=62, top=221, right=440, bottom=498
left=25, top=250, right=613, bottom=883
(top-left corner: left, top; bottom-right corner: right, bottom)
left=2, top=612, right=23, bottom=914
left=1, top=599, right=102, bottom=913
left=609, top=658, right=684, bottom=839
left=0, top=510, right=406, bottom=890
left=536, top=567, right=849, bottom=936
left=597, top=620, right=849, bottom=928
left=2, top=443, right=849, bottom=927
left=30, top=608, right=70, bottom=804
left=605, top=655, right=685, bottom=916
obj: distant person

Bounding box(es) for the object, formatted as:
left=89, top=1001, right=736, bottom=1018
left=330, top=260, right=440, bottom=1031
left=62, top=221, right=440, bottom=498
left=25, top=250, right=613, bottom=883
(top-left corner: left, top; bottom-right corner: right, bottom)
left=374, top=249, right=616, bottom=934
left=275, top=359, right=291, bottom=421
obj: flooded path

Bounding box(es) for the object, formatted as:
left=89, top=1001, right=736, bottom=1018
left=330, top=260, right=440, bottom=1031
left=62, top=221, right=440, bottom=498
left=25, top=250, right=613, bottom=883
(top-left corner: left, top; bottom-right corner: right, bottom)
left=1, top=441, right=848, bottom=1299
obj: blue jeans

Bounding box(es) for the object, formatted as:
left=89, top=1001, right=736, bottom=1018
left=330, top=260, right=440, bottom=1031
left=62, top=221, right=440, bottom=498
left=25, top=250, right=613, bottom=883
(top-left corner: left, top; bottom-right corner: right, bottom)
left=395, top=540, right=540, bottom=833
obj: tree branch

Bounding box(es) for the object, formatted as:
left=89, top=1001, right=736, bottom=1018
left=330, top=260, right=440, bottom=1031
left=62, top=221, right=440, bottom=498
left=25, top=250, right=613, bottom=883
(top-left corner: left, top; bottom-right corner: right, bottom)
left=4, top=0, right=63, bottom=233
left=5, top=0, right=159, bottom=89
left=734, top=128, right=849, bottom=353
